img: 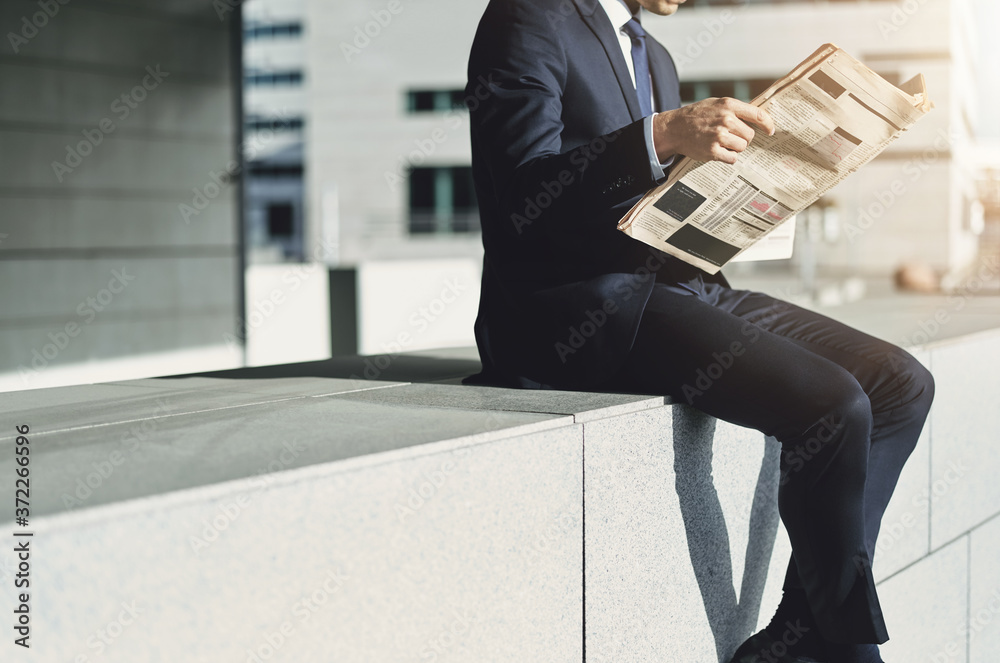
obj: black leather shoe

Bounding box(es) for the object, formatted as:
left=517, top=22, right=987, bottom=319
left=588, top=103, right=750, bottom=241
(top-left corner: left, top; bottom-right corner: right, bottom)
left=729, top=630, right=826, bottom=663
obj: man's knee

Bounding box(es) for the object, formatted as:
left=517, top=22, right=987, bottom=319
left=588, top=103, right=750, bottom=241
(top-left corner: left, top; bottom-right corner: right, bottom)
left=886, top=349, right=935, bottom=415
left=779, top=377, right=871, bottom=484
left=789, top=373, right=872, bottom=448
left=827, top=381, right=873, bottom=443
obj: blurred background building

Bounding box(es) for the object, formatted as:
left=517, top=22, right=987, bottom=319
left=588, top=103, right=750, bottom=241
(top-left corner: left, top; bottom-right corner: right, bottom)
left=1, top=0, right=999, bottom=390
left=668, top=0, right=994, bottom=290
left=0, top=0, right=243, bottom=391
left=243, top=0, right=306, bottom=263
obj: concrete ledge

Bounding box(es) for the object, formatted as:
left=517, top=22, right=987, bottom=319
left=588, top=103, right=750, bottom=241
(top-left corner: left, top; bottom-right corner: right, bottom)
left=0, top=330, right=998, bottom=662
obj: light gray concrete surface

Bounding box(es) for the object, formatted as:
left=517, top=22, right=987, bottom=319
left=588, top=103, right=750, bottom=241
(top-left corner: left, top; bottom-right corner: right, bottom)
left=584, top=403, right=779, bottom=663
left=928, top=330, right=1000, bottom=548
left=0, top=379, right=571, bottom=521
left=970, top=515, right=1000, bottom=663
left=878, top=537, right=970, bottom=663
left=0, top=424, right=583, bottom=663
left=329, top=381, right=664, bottom=423
left=0, top=377, right=405, bottom=436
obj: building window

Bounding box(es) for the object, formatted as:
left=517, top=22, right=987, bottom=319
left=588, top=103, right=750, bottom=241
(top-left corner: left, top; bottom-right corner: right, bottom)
left=267, top=203, right=294, bottom=239
left=408, top=166, right=479, bottom=233
left=406, top=89, right=467, bottom=113
left=245, top=22, right=303, bottom=39
left=748, top=78, right=774, bottom=100
left=245, top=70, right=303, bottom=87
left=248, top=163, right=304, bottom=178
left=680, top=77, right=780, bottom=105
left=245, top=116, right=304, bottom=132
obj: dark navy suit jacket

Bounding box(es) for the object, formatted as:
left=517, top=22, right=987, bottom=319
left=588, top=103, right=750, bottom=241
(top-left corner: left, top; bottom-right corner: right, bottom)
left=465, top=0, right=727, bottom=389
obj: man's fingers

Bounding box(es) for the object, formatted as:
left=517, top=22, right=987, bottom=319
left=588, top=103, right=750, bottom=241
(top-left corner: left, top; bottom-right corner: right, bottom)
left=731, top=101, right=776, bottom=136
left=725, top=117, right=755, bottom=144
left=710, top=145, right=738, bottom=165
left=719, top=132, right=749, bottom=153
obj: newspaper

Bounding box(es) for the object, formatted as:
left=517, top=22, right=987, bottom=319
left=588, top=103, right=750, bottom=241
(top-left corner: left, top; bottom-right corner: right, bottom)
left=618, top=43, right=933, bottom=274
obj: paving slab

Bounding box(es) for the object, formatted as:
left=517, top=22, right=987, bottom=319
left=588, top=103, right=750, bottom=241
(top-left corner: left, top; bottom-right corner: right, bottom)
left=0, top=376, right=406, bottom=444
left=328, top=381, right=664, bottom=423
left=0, top=394, right=570, bottom=522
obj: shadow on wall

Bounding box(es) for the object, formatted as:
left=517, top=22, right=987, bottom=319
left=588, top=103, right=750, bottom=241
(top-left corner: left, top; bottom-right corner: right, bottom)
left=174, top=354, right=784, bottom=662
left=672, top=405, right=782, bottom=662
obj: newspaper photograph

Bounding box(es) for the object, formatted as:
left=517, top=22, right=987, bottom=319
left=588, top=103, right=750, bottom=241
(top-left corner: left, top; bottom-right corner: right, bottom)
left=618, top=43, right=934, bottom=274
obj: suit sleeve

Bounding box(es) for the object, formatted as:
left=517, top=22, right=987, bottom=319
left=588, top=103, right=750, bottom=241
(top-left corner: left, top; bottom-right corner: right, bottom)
left=467, top=0, right=662, bottom=240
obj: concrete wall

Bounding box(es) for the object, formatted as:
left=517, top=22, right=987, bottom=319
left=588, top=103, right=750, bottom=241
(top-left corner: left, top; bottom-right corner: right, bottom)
left=0, top=0, right=243, bottom=392
left=1, top=327, right=997, bottom=661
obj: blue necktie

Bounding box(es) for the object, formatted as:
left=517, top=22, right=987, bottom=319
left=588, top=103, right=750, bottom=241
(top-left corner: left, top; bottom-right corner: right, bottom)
left=622, top=18, right=652, bottom=117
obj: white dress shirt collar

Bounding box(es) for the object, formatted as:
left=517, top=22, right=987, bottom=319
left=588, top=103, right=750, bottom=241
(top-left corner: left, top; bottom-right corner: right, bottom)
left=597, top=0, right=639, bottom=31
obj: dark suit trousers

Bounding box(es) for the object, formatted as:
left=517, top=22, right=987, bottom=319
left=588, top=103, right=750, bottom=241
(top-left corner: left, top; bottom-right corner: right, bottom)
left=598, top=275, right=935, bottom=644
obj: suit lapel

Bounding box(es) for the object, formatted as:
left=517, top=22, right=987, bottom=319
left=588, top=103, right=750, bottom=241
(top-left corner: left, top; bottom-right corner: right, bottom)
left=647, top=45, right=679, bottom=112
left=573, top=0, right=643, bottom=122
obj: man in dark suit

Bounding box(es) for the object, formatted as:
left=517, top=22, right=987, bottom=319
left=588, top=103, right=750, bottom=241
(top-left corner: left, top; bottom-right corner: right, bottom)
left=464, top=1, right=934, bottom=662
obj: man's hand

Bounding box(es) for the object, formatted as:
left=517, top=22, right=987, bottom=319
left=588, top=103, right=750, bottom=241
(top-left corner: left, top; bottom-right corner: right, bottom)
left=653, top=97, right=776, bottom=165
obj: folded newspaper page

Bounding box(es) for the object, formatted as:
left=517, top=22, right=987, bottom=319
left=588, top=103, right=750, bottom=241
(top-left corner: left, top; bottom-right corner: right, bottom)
left=618, top=43, right=933, bottom=274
